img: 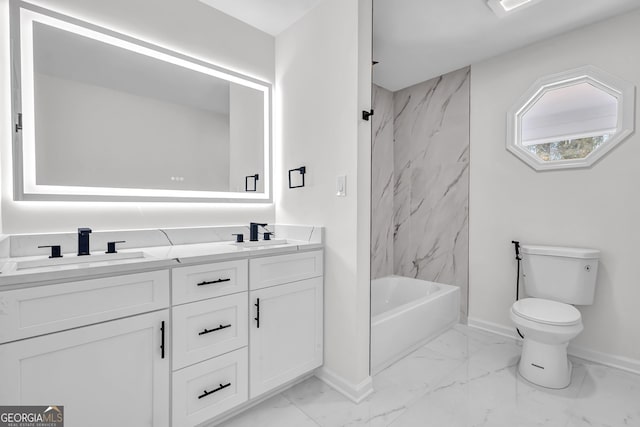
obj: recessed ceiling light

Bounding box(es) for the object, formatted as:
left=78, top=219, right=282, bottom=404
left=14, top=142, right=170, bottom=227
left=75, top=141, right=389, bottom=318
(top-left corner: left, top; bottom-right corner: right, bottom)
left=487, top=0, right=541, bottom=16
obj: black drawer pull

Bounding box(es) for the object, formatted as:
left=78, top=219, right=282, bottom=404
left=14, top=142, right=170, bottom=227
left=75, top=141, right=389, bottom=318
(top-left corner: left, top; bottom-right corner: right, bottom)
left=197, top=278, right=231, bottom=286
left=198, top=382, right=231, bottom=399
left=198, top=324, right=232, bottom=336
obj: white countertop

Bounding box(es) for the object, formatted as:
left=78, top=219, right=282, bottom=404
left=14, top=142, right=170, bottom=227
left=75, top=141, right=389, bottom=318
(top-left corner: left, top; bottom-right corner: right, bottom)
left=0, top=239, right=322, bottom=290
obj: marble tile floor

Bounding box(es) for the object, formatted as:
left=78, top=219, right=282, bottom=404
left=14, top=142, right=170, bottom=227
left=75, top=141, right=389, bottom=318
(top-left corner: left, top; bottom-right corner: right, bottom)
left=220, top=325, right=640, bottom=427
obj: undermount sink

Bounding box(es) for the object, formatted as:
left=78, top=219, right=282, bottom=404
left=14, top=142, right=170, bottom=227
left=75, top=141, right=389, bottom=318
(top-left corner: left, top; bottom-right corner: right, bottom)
left=16, top=251, right=146, bottom=270
left=232, top=239, right=288, bottom=247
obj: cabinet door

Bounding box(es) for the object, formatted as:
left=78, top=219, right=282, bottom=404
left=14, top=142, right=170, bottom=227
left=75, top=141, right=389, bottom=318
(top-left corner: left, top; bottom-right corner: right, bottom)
left=249, top=277, right=323, bottom=398
left=0, top=310, right=169, bottom=427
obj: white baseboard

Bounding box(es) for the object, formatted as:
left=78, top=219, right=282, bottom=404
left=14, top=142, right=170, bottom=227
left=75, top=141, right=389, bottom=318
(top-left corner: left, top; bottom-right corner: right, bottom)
left=314, top=367, right=374, bottom=403
left=568, top=344, right=640, bottom=376
left=467, top=317, right=640, bottom=376
left=467, top=317, right=520, bottom=340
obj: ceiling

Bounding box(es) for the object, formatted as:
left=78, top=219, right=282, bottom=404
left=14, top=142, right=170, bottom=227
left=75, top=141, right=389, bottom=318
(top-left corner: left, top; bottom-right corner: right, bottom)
left=197, top=0, right=640, bottom=92
left=198, top=0, right=322, bottom=35
left=374, top=0, right=640, bottom=91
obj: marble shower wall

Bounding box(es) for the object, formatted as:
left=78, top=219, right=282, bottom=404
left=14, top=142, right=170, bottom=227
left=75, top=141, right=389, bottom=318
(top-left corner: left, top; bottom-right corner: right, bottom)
left=371, top=67, right=470, bottom=319
left=371, top=85, right=395, bottom=280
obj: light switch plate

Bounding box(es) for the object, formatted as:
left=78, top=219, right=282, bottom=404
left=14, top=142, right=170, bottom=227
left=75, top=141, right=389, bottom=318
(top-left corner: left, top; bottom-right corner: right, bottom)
left=336, top=175, right=346, bottom=197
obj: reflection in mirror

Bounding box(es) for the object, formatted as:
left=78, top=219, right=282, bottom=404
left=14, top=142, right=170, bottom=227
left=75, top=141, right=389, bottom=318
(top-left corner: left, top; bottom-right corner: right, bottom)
left=507, top=66, right=635, bottom=171
left=15, top=6, right=270, bottom=201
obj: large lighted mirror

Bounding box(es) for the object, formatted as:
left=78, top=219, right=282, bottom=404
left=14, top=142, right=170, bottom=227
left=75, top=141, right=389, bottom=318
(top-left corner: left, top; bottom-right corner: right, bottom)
left=507, top=66, right=635, bottom=171
left=12, top=3, right=271, bottom=202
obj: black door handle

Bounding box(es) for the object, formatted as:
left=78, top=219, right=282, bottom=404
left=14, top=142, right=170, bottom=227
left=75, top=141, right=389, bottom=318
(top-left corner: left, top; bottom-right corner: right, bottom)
left=198, top=383, right=231, bottom=399
left=197, top=278, right=231, bottom=286
left=198, top=324, right=232, bottom=336
left=254, top=298, right=260, bottom=328
left=160, top=321, right=165, bottom=359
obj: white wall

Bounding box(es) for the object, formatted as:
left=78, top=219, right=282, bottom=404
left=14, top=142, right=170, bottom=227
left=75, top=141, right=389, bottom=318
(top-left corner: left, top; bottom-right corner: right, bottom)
left=469, top=10, right=640, bottom=366
left=275, top=0, right=372, bottom=397
left=0, top=0, right=275, bottom=233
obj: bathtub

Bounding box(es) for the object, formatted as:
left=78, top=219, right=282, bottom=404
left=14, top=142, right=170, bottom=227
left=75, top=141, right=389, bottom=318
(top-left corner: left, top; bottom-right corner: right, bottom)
left=371, top=275, right=460, bottom=374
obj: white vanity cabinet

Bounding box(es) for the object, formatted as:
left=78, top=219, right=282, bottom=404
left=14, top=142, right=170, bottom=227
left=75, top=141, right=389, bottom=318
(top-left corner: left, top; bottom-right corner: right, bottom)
left=0, top=247, right=323, bottom=427
left=249, top=251, right=324, bottom=398
left=0, top=271, right=171, bottom=427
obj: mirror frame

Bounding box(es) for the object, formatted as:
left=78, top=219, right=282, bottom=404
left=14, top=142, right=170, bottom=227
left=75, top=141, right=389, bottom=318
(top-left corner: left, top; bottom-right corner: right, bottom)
left=11, top=2, right=272, bottom=203
left=506, top=65, right=635, bottom=171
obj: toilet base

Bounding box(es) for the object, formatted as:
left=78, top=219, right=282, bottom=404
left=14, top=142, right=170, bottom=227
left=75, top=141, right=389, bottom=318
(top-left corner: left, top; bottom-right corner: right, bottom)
left=517, top=339, right=572, bottom=389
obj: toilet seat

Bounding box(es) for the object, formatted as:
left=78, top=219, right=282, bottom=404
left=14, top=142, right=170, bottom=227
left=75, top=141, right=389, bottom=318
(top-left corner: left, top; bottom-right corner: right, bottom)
left=512, top=298, right=581, bottom=326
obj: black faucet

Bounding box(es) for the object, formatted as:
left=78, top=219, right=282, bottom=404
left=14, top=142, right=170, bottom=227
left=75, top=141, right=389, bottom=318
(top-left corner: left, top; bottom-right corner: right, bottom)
left=249, top=223, right=268, bottom=242
left=78, top=228, right=92, bottom=256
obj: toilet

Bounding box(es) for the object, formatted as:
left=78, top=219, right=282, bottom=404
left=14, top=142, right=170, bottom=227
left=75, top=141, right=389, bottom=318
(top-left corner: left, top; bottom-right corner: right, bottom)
left=510, top=245, right=599, bottom=389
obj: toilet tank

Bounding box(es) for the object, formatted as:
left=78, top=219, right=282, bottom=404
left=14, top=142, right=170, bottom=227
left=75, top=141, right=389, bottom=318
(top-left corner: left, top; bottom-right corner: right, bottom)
left=520, top=245, right=600, bottom=305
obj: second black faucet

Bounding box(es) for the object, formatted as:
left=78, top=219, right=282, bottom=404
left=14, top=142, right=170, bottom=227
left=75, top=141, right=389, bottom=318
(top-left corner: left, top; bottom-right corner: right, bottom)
left=77, top=227, right=92, bottom=256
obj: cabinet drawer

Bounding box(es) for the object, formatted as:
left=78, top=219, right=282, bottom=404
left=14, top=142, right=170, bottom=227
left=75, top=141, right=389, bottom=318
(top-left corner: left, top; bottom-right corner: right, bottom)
left=172, top=260, right=248, bottom=305
left=0, top=270, right=170, bottom=344
left=249, top=250, right=323, bottom=290
left=172, top=347, right=248, bottom=427
left=172, top=293, right=248, bottom=370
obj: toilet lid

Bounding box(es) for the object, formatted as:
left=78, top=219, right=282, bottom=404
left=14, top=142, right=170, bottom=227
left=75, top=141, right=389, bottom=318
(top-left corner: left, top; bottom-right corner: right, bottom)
left=512, top=298, right=581, bottom=326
